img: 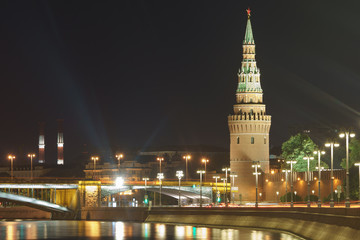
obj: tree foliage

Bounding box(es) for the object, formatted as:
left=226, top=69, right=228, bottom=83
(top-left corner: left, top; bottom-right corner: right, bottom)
left=340, top=138, right=360, bottom=169
left=281, top=133, right=328, bottom=172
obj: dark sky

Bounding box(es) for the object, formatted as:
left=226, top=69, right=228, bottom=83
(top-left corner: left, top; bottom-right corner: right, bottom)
left=0, top=1, right=359, bottom=164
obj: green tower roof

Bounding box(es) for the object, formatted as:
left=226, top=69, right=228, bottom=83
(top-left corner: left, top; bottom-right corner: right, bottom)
left=243, top=9, right=254, bottom=44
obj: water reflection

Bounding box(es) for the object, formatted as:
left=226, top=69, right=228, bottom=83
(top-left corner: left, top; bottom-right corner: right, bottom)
left=0, top=220, right=302, bottom=239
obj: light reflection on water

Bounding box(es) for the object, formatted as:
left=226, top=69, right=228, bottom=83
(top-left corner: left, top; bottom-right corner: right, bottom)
left=0, top=220, right=302, bottom=239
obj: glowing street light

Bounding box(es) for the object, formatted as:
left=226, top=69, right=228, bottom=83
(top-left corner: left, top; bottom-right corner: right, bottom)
left=183, top=155, right=191, bottom=181
left=157, top=157, right=164, bottom=174
left=286, top=160, right=297, bottom=207
left=27, top=153, right=35, bottom=180
left=313, top=150, right=325, bottom=207
left=282, top=169, right=290, bottom=203
left=91, top=156, right=99, bottom=179
left=355, top=163, right=360, bottom=201
left=213, top=176, right=220, bottom=205
left=142, top=177, right=149, bottom=205
left=339, top=130, right=355, bottom=208
left=325, top=140, right=340, bottom=207
left=221, top=178, right=226, bottom=204
left=197, top=170, right=205, bottom=207
left=303, top=156, right=314, bottom=208
left=252, top=161, right=261, bottom=207
left=176, top=170, right=184, bottom=207
left=115, top=154, right=124, bottom=170
left=229, top=173, right=238, bottom=204
left=201, top=158, right=209, bottom=181
left=157, top=173, right=164, bottom=206
left=8, top=155, right=15, bottom=181
left=222, top=167, right=231, bottom=206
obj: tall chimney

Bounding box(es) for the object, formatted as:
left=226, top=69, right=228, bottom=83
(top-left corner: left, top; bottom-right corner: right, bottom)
left=38, top=122, right=45, bottom=164
left=57, top=119, right=64, bottom=165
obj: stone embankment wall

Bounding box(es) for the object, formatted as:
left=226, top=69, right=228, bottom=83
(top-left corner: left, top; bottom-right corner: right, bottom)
left=145, top=207, right=360, bottom=240
left=0, top=206, right=51, bottom=219
left=80, top=207, right=148, bottom=221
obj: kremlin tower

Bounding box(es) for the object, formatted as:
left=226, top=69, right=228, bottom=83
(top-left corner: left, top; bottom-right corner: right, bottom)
left=228, top=9, right=271, bottom=201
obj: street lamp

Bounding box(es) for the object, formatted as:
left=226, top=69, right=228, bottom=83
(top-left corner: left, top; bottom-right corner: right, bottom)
left=252, top=161, right=261, bottom=207
left=176, top=170, right=184, bottom=207
left=282, top=169, right=290, bottom=203
left=183, top=155, right=191, bottom=181
left=355, top=163, right=360, bottom=201
left=157, top=157, right=164, bottom=174
left=91, top=156, right=99, bottom=179
left=313, top=150, right=325, bottom=207
left=303, top=156, right=314, bottom=208
left=157, top=173, right=164, bottom=206
left=142, top=177, right=149, bottom=205
left=197, top=170, right=205, bottom=207
left=115, top=154, right=124, bottom=170
left=213, top=176, right=220, bottom=205
left=286, top=160, right=297, bottom=207
left=201, top=158, right=209, bottom=181
left=8, top=155, right=15, bottom=181
left=276, top=191, right=279, bottom=203
left=222, top=167, right=231, bottom=206
left=221, top=178, right=226, bottom=204
left=325, top=140, right=340, bottom=207
left=229, top=173, right=238, bottom=204
left=339, top=130, right=356, bottom=208
left=27, top=153, right=35, bottom=180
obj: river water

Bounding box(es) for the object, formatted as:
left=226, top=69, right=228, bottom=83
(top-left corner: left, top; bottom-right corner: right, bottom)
left=0, top=220, right=302, bottom=239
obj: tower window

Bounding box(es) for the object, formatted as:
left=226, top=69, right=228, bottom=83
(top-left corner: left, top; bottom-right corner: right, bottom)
left=251, top=137, right=254, bottom=144
left=264, top=137, right=266, bottom=144
left=237, top=137, right=240, bottom=144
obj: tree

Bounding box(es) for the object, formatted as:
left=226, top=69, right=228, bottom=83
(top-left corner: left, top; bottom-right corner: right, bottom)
left=281, top=133, right=328, bottom=172
left=340, top=138, right=360, bottom=169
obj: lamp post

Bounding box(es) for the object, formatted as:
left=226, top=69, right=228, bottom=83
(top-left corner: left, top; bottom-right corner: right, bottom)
left=142, top=177, right=149, bottom=205
left=8, top=155, right=15, bottom=181
left=252, top=161, right=261, bottom=207
left=27, top=154, right=35, bottom=180
left=197, top=170, right=205, bottom=207
left=213, top=176, right=220, bottom=205
left=286, top=160, right=297, bottom=207
left=325, top=141, right=340, bottom=208
left=157, top=173, right=164, bottom=206
left=229, top=174, right=238, bottom=204
left=222, top=167, right=231, bottom=206
left=221, top=178, right=226, bottom=204
left=115, top=154, right=123, bottom=170
left=157, top=157, right=164, bottom=174
left=355, top=163, right=360, bottom=201
left=183, top=155, right=191, bottom=181
left=201, top=158, right=209, bottom=181
left=303, top=156, right=314, bottom=208
left=339, top=131, right=356, bottom=208
left=91, top=156, right=99, bottom=179
left=176, top=170, right=184, bottom=207
left=282, top=169, right=290, bottom=203
left=314, top=150, right=325, bottom=207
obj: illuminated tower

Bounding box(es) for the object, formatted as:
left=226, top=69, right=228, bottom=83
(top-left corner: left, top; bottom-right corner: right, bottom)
left=38, top=122, right=45, bottom=164
left=228, top=9, right=271, bottom=201
left=57, top=119, right=64, bottom=165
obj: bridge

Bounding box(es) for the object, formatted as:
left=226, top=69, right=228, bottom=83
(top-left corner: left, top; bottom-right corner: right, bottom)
left=0, top=179, right=220, bottom=218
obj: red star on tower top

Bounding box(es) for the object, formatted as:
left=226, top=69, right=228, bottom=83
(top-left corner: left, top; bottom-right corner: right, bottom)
left=246, top=8, right=251, bottom=18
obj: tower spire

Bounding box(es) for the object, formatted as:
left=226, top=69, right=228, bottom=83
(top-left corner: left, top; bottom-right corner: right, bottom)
left=244, top=8, right=254, bottom=44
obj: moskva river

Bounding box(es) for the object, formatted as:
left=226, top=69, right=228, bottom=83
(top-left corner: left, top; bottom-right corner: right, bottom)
left=0, top=220, right=302, bottom=239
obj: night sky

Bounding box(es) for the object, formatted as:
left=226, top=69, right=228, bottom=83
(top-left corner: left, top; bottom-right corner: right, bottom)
left=0, top=1, right=359, bottom=164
